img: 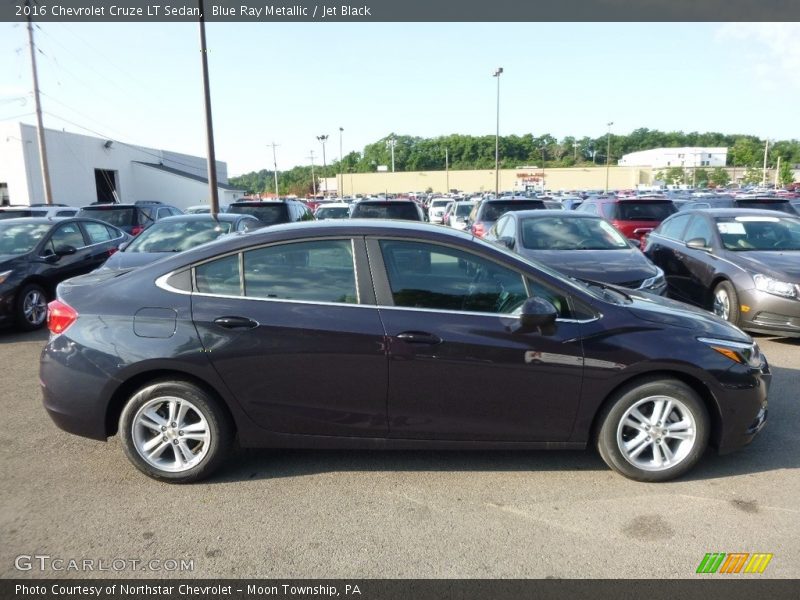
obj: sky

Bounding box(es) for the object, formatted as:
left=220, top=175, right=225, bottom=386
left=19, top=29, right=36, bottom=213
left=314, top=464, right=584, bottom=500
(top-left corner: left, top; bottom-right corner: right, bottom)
left=1, top=21, right=798, bottom=177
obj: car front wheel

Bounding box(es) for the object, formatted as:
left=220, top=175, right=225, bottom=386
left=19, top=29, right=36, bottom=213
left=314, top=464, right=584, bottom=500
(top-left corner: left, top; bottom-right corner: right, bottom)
left=712, top=280, right=740, bottom=326
left=119, top=380, right=233, bottom=483
left=17, top=283, right=48, bottom=331
left=596, top=378, right=709, bottom=482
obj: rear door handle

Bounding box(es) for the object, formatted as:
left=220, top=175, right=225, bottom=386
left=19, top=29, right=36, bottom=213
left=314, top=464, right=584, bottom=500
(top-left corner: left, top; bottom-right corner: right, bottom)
left=396, top=331, right=442, bottom=345
left=214, top=316, right=258, bottom=330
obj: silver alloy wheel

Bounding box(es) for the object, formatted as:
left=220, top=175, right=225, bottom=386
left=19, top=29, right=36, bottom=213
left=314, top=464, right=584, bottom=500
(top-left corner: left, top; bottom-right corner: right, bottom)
left=23, top=289, right=47, bottom=326
left=616, top=395, right=697, bottom=472
left=132, top=396, right=211, bottom=473
left=713, top=288, right=731, bottom=321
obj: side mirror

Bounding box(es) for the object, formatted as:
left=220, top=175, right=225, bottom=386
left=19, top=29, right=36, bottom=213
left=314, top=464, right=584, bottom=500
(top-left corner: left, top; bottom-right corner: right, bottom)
left=499, top=236, right=516, bottom=250
left=686, top=238, right=711, bottom=252
left=627, top=238, right=640, bottom=248
left=518, top=296, right=558, bottom=334
left=118, top=241, right=129, bottom=251
left=54, top=245, right=77, bottom=257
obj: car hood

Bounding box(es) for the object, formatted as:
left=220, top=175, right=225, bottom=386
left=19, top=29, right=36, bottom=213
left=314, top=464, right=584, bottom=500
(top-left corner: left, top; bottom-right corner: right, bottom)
left=101, top=251, right=169, bottom=271
left=517, top=248, right=658, bottom=285
left=721, top=250, right=800, bottom=281
left=622, top=288, right=751, bottom=341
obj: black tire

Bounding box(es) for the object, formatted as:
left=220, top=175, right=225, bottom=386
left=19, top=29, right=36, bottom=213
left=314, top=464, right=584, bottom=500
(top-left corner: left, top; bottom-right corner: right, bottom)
left=119, top=380, right=234, bottom=483
left=596, top=378, right=709, bottom=482
left=16, top=283, right=48, bottom=331
left=711, top=280, right=740, bottom=326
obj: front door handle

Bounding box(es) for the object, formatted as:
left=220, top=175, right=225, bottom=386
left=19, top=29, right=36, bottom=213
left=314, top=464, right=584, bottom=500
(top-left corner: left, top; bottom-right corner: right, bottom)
left=396, top=331, right=442, bottom=345
left=214, top=316, right=258, bottom=330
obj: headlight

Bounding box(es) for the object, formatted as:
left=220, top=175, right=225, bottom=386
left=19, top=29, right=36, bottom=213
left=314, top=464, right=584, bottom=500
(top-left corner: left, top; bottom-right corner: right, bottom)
left=640, top=267, right=665, bottom=290
left=753, top=274, right=797, bottom=299
left=0, top=270, right=13, bottom=285
left=698, top=337, right=764, bottom=368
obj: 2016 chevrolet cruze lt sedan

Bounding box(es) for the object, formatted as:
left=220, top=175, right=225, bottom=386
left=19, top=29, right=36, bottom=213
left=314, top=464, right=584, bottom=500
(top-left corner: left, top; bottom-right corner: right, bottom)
left=40, top=221, right=770, bottom=483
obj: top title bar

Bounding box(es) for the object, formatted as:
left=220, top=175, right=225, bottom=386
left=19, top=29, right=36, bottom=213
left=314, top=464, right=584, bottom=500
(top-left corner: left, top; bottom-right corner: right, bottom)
left=3, top=0, right=799, bottom=22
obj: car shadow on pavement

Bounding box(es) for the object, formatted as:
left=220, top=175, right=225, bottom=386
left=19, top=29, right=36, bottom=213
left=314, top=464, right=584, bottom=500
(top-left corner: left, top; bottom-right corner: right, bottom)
left=0, top=328, right=49, bottom=344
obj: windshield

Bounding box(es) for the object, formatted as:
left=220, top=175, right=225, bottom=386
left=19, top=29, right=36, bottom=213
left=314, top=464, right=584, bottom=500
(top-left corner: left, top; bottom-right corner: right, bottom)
left=351, top=203, right=420, bottom=220
left=125, top=219, right=233, bottom=253
left=316, top=206, right=350, bottom=219
left=716, top=215, right=800, bottom=251
left=80, top=207, right=136, bottom=227
left=480, top=200, right=544, bottom=221
left=734, top=200, right=795, bottom=214
left=610, top=201, right=675, bottom=221
left=455, top=203, right=475, bottom=216
left=521, top=216, right=628, bottom=250
left=228, top=204, right=288, bottom=224
left=0, top=210, right=34, bottom=220
left=430, top=200, right=450, bottom=208
left=0, top=222, right=52, bottom=255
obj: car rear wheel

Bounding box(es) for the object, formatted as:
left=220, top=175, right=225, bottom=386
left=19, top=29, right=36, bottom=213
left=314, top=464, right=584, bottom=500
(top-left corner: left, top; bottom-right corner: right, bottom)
left=119, top=380, right=233, bottom=483
left=16, top=283, right=48, bottom=331
left=596, top=378, right=709, bottom=482
left=712, top=280, right=740, bottom=325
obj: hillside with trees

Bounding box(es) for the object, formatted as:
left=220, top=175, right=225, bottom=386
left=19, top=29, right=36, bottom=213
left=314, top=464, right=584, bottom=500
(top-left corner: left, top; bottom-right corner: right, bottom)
left=230, top=129, right=800, bottom=196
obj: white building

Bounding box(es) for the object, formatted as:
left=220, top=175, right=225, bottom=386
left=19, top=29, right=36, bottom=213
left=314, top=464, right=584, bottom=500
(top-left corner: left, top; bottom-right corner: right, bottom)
left=619, top=147, right=728, bottom=169
left=0, top=122, right=244, bottom=210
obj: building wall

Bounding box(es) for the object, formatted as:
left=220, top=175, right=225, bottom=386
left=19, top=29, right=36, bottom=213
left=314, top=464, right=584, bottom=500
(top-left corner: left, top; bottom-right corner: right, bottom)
left=620, top=147, right=728, bottom=169
left=132, top=163, right=243, bottom=209
left=0, top=123, right=230, bottom=207
left=335, top=166, right=651, bottom=196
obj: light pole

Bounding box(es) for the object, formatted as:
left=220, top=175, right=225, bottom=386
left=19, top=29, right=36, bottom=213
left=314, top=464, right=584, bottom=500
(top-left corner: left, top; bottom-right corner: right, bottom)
left=308, top=150, right=317, bottom=197
left=268, top=142, right=279, bottom=198
left=493, top=67, right=503, bottom=197
left=573, top=142, right=579, bottom=161
left=338, top=127, right=344, bottom=198
left=445, top=147, right=449, bottom=193
left=386, top=135, right=396, bottom=172
left=317, top=134, right=328, bottom=195
left=604, top=121, right=614, bottom=193
left=541, top=144, right=547, bottom=192
left=762, top=139, right=770, bottom=187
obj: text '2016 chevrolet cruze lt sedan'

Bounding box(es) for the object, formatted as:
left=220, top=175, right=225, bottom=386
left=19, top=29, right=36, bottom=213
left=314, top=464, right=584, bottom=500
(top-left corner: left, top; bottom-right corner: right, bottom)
left=40, top=221, right=770, bottom=483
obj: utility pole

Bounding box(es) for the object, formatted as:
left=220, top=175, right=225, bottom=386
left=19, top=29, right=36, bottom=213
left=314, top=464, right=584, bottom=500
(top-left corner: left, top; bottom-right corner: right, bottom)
left=445, top=147, right=449, bottom=193
left=268, top=142, right=279, bottom=198
left=26, top=1, right=53, bottom=205
left=338, top=127, right=344, bottom=198
left=762, top=139, right=769, bottom=187
left=308, top=150, right=317, bottom=197
left=605, top=121, right=614, bottom=193
left=775, top=155, right=781, bottom=188
left=317, top=134, right=328, bottom=195
left=386, top=135, right=396, bottom=173
left=198, top=0, right=219, bottom=214
left=493, top=67, right=503, bottom=197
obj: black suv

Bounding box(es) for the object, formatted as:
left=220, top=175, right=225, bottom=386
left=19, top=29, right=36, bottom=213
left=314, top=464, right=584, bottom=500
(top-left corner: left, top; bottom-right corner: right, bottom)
left=77, top=201, right=183, bottom=236
left=227, top=199, right=315, bottom=226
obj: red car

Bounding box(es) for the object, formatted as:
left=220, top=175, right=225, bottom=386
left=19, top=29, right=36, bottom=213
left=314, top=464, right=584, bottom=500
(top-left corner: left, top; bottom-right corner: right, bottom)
left=576, top=197, right=676, bottom=243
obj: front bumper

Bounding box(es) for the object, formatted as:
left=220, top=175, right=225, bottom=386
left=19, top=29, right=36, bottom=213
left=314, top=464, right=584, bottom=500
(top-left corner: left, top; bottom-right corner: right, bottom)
left=737, top=288, right=800, bottom=337
left=715, top=358, right=771, bottom=454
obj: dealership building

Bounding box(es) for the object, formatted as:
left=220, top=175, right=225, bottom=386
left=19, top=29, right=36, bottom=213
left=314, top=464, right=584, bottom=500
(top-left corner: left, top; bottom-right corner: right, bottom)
left=618, top=147, right=728, bottom=169
left=0, top=122, right=244, bottom=209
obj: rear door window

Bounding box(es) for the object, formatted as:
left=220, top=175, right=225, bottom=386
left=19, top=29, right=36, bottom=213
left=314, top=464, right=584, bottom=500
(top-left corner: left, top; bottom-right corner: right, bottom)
left=83, top=221, right=113, bottom=244
left=48, top=222, right=86, bottom=251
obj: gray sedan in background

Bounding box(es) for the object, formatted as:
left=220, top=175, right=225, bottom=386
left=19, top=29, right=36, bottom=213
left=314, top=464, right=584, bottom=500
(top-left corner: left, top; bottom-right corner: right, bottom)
left=644, top=209, right=800, bottom=337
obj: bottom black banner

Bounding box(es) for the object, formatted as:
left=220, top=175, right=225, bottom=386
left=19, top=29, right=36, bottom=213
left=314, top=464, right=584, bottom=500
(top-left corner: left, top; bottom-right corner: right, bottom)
left=3, top=579, right=800, bottom=600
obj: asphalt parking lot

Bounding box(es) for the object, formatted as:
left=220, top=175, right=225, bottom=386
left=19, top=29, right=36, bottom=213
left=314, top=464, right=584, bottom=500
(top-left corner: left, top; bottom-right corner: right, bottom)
left=0, top=329, right=798, bottom=579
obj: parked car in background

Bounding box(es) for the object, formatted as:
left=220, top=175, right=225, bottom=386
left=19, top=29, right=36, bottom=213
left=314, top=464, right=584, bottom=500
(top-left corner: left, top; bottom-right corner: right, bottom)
left=349, top=199, right=424, bottom=221
left=0, top=205, right=79, bottom=219
left=644, top=209, right=800, bottom=337
left=78, top=201, right=183, bottom=236
left=227, top=199, right=314, bottom=226
left=467, top=197, right=547, bottom=237
left=100, top=213, right=261, bottom=271
left=315, top=203, right=351, bottom=220
left=41, top=220, right=769, bottom=483
left=484, top=211, right=666, bottom=294
left=427, top=197, right=452, bottom=224
left=577, top=196, right=677, bottom=244
left=679, top=196, right=796, bottom=215
left=0, top=217, right=128, bottom=330
left=445, top=201, right=476, bottom=230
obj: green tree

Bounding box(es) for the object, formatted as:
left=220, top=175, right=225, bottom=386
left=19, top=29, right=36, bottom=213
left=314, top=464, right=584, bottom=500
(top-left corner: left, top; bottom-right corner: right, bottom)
left=693, top=168, right=710, bottom=187
left=709, top=167, right=730, bottom=187
left=741, top=167, right=762, bottom=185
left=779, top=161, right=795, bottom=186
left=657, top=167, right=688, bottom=185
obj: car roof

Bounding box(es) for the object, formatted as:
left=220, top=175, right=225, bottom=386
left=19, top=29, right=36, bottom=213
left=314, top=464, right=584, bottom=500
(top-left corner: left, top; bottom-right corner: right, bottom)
left=508, top=209, right=601, bottom=219
left=679, top=208, right=800, bottom=218
left=0, top=216, right=67, bottom=224
left=230, top=200, right=291, bottom=206
left=155, top=213, right=253, bottom=223
left=317, top=203, right=350, bottom=208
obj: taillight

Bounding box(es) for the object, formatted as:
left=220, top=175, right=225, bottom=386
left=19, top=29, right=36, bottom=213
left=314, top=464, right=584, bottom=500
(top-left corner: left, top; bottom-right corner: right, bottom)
left=131, top=226, right=144, bottom=236
left=471, top=222, right=486, bottom=237
left=47, top=300, right=78, bottom=335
